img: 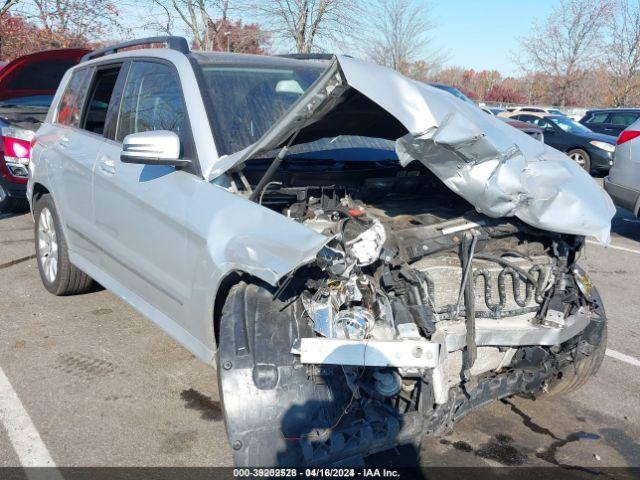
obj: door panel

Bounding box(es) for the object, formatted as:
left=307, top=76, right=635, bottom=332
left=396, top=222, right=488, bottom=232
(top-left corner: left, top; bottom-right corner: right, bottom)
left=92, top=60, right=200, bottom=337
left=52, top=64, right=125, bottom=264
left=597, top=123, right=623, bottom=136
left=47, top=68, right=98, bottom=258
left=93, top=144, right=194, bottom=324
left=52, top=127, right=103, bottom=258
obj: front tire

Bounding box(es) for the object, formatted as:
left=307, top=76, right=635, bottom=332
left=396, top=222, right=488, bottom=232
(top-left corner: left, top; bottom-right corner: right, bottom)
left=545, top=324, right=607, bottom=396
left=567, top=148, right=591, bottom=172
left=34, top=195, right=93, bottom=295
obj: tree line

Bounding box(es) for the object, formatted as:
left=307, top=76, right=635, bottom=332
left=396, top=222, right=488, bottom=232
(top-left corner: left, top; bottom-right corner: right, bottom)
left=1, top=0, right=639, bottom=108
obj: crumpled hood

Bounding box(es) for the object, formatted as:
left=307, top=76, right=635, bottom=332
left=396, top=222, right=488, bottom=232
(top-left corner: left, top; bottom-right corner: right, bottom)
left=208, top=55, right=615, bottom=244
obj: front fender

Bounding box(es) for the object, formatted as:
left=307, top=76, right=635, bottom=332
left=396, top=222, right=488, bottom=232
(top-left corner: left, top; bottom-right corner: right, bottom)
left=191, top=182, right=328, bottom=287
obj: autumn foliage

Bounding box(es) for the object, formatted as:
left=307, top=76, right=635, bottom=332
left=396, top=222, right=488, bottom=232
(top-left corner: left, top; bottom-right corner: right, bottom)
left=195, top=19, right=270, bottom=54
left=0, top=13, right=91, bottom=62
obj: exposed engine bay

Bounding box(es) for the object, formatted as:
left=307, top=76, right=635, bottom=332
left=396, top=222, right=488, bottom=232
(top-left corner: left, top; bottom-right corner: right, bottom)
left=219, top=159, right=607, bottom=466
left=209, top=55, right=612, bottom=468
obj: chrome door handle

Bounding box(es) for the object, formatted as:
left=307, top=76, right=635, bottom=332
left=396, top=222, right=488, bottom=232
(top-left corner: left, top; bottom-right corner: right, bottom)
left=58, top=136, right=69, bottom=148
left=99, top=159, right=115, bottom=175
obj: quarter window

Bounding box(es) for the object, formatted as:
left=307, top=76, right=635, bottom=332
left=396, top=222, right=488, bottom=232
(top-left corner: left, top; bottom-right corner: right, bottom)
left=116, top=62, right=187, bottom=143
left=609, top=112, right=639, bottom=126
left=56, top=69, right=91, bottom=127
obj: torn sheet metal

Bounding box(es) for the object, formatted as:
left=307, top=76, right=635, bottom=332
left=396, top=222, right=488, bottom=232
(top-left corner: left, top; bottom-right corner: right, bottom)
left=211, top=55, right=615, bottom=244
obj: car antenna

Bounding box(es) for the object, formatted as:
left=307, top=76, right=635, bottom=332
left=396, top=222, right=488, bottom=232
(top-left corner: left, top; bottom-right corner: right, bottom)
left=249, top=128, right=302, bottom=203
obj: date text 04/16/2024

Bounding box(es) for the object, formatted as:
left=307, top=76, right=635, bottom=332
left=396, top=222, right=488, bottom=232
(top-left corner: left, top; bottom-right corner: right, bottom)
left=233, top=468, right=401, bottom=477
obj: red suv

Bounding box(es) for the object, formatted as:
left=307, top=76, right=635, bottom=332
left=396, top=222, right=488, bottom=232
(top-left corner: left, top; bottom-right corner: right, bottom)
left=0, top=48, right=89, bottom=213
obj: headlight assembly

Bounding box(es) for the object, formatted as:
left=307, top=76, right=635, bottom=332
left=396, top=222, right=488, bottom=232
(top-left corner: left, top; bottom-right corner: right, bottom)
left=589, top=140, right=615, bottom=153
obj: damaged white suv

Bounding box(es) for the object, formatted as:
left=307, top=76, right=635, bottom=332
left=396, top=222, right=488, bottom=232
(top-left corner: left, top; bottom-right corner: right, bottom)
left=29, top=37, right=615, bottom=466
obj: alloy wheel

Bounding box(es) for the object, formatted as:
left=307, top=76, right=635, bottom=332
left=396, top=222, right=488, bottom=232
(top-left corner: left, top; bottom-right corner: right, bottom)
left=570, top=151, right=586, bottom=167
left=38, top=207, right=58, bottom=283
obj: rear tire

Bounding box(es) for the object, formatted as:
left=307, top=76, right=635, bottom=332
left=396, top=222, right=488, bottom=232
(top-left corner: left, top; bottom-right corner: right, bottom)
left=567, top=148, right=591, bottom=172
left=34, top=194, right=93, bottom=295
left=545, top=325, right=607, bottom=396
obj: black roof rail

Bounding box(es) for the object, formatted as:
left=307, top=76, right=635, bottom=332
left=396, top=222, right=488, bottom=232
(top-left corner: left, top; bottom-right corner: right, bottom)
left=81, top=36, right=190, bottom=62
left=275, top=53, right=335, bottom=61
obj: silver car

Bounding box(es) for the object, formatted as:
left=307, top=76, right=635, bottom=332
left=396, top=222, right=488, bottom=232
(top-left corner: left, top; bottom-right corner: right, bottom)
left=28, top=37, right=614, bottom=467
left=605, top=119, right=640, bottom=216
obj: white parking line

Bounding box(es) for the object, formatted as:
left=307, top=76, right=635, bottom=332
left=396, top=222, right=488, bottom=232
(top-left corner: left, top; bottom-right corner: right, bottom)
left=606, top=349, right=640, bottom=368
left=0, top=366, right=57, bottom=468
left=586, top=240, right=640, bottom=255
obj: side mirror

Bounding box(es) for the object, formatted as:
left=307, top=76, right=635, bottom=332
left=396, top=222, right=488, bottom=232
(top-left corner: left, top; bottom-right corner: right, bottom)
left=120, top=130, right=189, bottom=167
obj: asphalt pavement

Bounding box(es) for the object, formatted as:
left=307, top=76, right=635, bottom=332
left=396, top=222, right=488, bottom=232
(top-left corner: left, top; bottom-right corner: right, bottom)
left=0, top=202, right=639, bottom=471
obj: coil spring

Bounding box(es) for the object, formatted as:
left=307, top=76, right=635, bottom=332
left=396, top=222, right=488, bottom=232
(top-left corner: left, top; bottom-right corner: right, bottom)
left=473, top=264, right=548, bottom=313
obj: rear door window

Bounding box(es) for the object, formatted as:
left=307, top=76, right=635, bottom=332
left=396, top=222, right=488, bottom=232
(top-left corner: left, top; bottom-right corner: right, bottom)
left=56, top=69, right=91, bottom=127
left=585, top=112, right=609, bottom=124
left=515, top=114, right=537, bottom=124
left=519, top=115, right=553, bottom=130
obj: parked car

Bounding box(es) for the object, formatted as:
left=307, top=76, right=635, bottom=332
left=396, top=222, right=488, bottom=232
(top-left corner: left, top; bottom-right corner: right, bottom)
left=503, top=111, right=616, bottom=172
left=428, top=82, right=477, bottom=105
left=504, top=106, right=566, bottom=116
left=499, top=117, right=544, bottom=142
left=481, top=106, right=506, bottom=116
left=29, top=37, right=613, bottom=467
left=0, top=48, right=89, bottom=213
left=579, top=108, right=640, bottom=137
left=604, top=119, right=640, bottom=216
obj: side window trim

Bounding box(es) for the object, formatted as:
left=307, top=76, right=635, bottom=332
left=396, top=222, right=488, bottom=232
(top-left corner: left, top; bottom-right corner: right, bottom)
left=103, top=61, right=131, bottom=141
left=79, top=62, right=123, bottom=134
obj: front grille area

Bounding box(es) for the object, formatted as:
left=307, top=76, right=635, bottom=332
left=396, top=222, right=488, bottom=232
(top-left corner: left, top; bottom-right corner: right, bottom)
left=412, top=255, right=553, bottom=319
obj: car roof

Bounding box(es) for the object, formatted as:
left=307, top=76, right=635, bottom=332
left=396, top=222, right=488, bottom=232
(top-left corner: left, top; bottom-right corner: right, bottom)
left=77, top=47, right=324, bottom=73
left=500, top=117, right=542, bottom=130
left=189, top=51, right=323, bottom=69
left=506, top=111, right=548, bottom=118
left=585, top=108, right=640, bottom=114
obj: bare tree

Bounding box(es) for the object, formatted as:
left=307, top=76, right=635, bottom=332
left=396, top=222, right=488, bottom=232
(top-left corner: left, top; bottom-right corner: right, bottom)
left=1, top=0, right=20, bottom=16
left=17, top=0, right=128, bottom=47
left=604, top=0, right=640, bottom=106
left=251, top=0, right=358, bottom=53
left=149, top=0, right=230, bottom=50
left=365, top=0, right=444, bottom=76
left=515, top=0, right=614, bottom=106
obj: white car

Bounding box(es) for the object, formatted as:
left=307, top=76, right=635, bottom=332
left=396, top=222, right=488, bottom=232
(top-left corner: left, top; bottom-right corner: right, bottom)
left=28, top=36, right=614, bottom=467
left=503, top=106, right=566, bottom=116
